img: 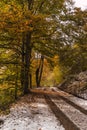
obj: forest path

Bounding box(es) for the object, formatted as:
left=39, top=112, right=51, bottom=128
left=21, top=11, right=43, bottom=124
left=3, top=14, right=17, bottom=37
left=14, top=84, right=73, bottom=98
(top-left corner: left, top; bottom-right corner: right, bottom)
left=31, top=88, right=87, bottom=130
left=0, top=88, right=87, bottom=130
left=0, top=92, right=64, bottom=130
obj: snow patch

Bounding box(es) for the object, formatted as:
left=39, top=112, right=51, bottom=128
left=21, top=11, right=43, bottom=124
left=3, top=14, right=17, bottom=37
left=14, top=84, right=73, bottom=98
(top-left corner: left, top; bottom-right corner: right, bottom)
left=0, top=95, right=65, bottom=130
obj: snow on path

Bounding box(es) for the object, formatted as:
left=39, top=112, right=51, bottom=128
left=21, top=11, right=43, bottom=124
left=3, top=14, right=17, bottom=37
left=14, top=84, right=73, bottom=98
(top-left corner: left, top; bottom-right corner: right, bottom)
left=51, top=97, right=87, bottom=130
left=68, top=96, right=87, bottom=110
left=0, top=95, right=65, bottom=130
left=36, top=87, right=87, bottom=110
left=56, top=89, right=87, bottom=110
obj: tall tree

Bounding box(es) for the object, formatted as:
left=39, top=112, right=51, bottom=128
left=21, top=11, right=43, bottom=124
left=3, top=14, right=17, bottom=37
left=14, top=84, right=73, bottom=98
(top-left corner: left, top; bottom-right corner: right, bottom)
left=0, top=0, right=65, bottom=94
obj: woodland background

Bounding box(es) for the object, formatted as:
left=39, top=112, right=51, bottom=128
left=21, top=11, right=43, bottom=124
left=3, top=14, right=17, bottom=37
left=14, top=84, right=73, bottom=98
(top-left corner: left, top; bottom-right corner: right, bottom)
left=0, top=0, right=87, bottom=110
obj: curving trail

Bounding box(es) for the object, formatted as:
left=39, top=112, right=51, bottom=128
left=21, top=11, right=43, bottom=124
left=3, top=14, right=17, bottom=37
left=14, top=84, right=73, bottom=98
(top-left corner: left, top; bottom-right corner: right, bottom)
left=0, top=88, right=87, bottom=130
left=31, top=88, right=87, bottom=130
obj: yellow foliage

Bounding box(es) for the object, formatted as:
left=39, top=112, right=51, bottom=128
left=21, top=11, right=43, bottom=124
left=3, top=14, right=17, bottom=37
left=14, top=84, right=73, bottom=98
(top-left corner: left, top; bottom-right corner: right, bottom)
left=41, top=59, right=63, bottom=87
left=0, top=1, right=45, bottom=36
left=52, top=55, right=59, bottom=64
left=72, top=44, right=79, bottom=49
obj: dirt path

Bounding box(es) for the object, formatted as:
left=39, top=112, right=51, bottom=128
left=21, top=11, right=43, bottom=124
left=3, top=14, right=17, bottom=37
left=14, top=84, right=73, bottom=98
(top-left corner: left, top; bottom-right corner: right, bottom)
left=0, top=88, right=87, bottom=130
left=0, top=94, right=64, bottom=130
left=31, top=88, right=87, bottom=130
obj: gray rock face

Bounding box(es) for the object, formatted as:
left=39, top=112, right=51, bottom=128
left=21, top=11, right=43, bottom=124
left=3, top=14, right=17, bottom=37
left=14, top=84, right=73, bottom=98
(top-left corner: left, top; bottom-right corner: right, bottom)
left=59, top=71, right=87, bottom=99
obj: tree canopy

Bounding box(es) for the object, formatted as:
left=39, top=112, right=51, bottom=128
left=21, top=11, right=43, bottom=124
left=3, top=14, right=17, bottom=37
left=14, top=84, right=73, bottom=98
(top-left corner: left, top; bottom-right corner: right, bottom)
left=0, top=0, right=87, bottom=102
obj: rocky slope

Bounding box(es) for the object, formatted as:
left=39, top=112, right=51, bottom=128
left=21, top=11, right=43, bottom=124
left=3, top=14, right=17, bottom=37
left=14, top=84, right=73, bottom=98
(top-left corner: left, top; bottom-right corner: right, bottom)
left=58, top=71, right=87, bottom=99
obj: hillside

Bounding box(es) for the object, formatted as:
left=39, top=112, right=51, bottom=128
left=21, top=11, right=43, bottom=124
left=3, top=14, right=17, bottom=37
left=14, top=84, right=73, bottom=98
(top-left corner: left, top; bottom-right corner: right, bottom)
left=58, top=71, right=87, bottom=99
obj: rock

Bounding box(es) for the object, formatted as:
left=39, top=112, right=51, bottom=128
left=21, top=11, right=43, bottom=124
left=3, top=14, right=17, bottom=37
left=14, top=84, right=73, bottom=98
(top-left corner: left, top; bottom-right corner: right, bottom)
left=0, top=119, right=4, bottom=125
left=58, top=71, right=87, bottom=99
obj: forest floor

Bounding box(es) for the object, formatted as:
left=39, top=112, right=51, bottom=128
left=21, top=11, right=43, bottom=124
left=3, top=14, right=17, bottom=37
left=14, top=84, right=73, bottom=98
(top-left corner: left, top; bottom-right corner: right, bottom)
left=0, top=87, right=87, bottom=130
left=0, top=91, right=64, bottom=130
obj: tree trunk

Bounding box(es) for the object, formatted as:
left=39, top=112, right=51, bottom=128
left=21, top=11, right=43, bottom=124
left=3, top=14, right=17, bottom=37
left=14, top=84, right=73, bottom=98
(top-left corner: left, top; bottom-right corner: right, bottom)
left=36, top=68, right=39, bottom=87
left=23, top=32, right=31, bottom=94
left=15, top=64, right=18, bottom=99
left=36, top=55, right=44, bottom=87
left=29, top=74, right=32, bottom=89
left=38, top=55, right=44, bottom=85
left=21, top=36, right=25, bottom=91
left=21, top=0, right=33, bottom=94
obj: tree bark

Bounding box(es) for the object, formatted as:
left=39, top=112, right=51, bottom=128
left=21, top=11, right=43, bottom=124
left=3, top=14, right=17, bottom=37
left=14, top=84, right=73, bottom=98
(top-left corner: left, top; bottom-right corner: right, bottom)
left=21, top=36, right=25, bottom=91
left=29, top=74, right=32, bottom=89
left=21, top=0, right=33, bottom=94
left=23, top=32, right=31, bottom=94
left=36, top=68, right=39, bottom=87
left=38, top=55, right=44, bottom=85
left=36, top=55, right=44, bottom=87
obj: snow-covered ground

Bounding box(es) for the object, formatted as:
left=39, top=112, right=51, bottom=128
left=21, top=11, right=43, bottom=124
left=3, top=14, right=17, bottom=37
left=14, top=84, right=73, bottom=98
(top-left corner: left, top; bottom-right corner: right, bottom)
left=51, top=97, right=87, bottom=130
left=1, top=87, right=87, bottom=130
left=56, top=88, right=87, bottom=110
left=0, top=95, right=65, bottom=130
left=32, top=87, right=87, bottom=110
